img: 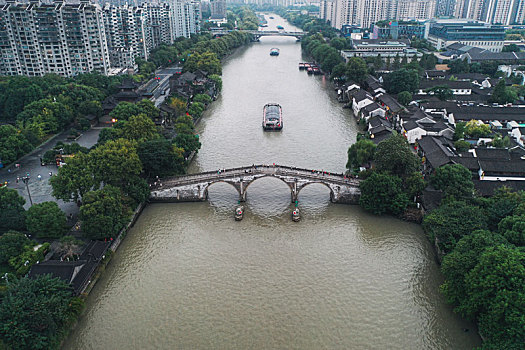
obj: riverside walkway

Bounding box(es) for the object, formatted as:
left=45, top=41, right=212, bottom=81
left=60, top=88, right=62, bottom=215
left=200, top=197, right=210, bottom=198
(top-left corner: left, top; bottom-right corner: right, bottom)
left=150, top=164, right=361, bottom=204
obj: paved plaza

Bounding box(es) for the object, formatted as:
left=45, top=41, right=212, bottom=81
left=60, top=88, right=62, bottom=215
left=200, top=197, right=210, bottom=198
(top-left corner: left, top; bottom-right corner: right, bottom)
left=0, top=128, right=103, bottom=220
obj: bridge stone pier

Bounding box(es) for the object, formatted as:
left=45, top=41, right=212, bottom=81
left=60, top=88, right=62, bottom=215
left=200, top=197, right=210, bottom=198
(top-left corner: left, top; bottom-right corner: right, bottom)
left=150, top=164, right=361, bottom=204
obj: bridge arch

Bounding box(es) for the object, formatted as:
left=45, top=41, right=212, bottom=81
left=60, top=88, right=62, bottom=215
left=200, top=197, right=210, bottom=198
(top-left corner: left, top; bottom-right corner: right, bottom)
left=243, top=174, right=292, bottom=192
left=203, top=180, right=241, bottom=200
left=242, top=174, right=294, bottom=202
left=296, top=181, right=336, bottom=202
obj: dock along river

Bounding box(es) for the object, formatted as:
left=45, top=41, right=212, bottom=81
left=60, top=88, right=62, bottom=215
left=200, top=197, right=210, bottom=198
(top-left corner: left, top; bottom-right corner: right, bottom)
left=63, top=14, right=481, bottom=349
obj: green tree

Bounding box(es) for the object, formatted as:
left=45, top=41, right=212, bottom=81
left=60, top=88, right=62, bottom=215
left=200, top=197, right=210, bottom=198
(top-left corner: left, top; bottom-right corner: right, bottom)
left=0, top=124, right=34, bottom=165
left=345, top=57, right=368, bottom=84
left=498, top=214, right=525, bottom=246
left=121, top=114, right=160, bottom=143
left=136, top=99, right=160, bottom=120
left=491, top=135, right=511, bottom=148
left=193, top=94, right=212, bottom=105
left=331, top=62, right=347, bottom=80
left=168, top=97, right=187, bottom=117
left=465, top=119, right=491, bottom=138
left=8, top=243, right=49, bottom=276
left=209, top=74, right=222, bottom=92
left=138, top=139, right=186, bottom=177
left=0, top=187, right=26, bottom=232
left=453, top=121, right=466, bottom=141
left=26, top=202, right=67, bottom=238
left=359, top=172, right=409, bottom=215
left=454, top=140, right=471, bottom=152
left=330, top=37, right=347, bottom=50
left=0, top=230, right=31, bottom=265
left=174, top=133, right=201, bottom=154
left=79, top=185, right=130, bottom=239
left=89, top=138, right=142, bottom=187
left=346, top=139, right=376, bottom=171
left=463, top=245, right=525, bottom=349
left=188, top=102, right=206, bottom=119
left=374, top=133, right=420, bottom=177
left=441, top=229, right=508, bottom=308
left=121, top=176, right=150, bottom=205
left=108, top=101, right=143, bottom=122
left=0, top=275, right=76, bottom=350
left=384, top=69, right=419, bottom=94
left=50, top=152, right=95, bottom=203
left=404, top=172, right=426, bottom=199
left=184, top=51, right=222, bottom=75
left=431, top=164, right=474, bottom=199
left=423, top=201, right=488, bottom=254
left=448, top=58, right=470, bottom=74
left=397, top=91, right=413, bottom=106
left=489, top=79, right=517, bottom=104
left=485, top=186, right=522, bottom=230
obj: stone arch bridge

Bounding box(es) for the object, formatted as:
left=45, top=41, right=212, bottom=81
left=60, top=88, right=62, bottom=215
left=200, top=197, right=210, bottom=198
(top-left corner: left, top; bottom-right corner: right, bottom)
left=150, top=164, right=361, bottom=204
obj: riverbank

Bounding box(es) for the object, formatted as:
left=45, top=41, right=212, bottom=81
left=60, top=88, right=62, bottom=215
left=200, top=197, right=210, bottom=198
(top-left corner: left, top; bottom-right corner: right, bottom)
left=61, top=13, right=480, bottom=349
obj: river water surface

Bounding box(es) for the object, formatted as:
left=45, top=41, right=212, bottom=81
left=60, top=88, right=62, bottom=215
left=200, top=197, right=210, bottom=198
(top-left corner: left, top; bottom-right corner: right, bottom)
left=63, top=14, right=481, bottom=349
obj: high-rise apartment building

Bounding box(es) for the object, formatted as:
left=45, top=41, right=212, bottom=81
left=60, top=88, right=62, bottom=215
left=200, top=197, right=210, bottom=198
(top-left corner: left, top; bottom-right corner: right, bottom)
left=435, top=0, right=457, bottom=16
left=0, top=0, right=110, bottom=76
left=210, top=0, right=226, bottom=18
left=454, top=0, right=525, bottom=25
left=319, top=0, right=436, bottom=29
left=0, top=0, right=200, bottom=76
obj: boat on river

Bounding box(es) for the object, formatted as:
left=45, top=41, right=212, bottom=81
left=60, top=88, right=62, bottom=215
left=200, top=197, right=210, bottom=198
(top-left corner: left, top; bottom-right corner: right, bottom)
left=235, top=206, right=244, bottom=221
left=276, top=25, right=284, bottom=30
left=269, top=16, right=274, bottom=19
left=262, top=103, right=282, bottom=131
left=292, top=207, right=300, bottom=222
left=270, top=48, right=280, bottom=56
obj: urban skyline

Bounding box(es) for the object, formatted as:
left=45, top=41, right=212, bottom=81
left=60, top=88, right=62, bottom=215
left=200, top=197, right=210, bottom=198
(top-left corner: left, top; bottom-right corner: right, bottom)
left=0, top=0, right=200, bottom=76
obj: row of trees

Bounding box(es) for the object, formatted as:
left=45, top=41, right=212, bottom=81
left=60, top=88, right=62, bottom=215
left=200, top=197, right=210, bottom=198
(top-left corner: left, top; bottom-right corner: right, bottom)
left=349, top=132, right=524, bottom=348
left=49, top=100, right=201, bottom=240
left=143, top=20, right=252, bottom=77
left=422, top=171, right=525, bottom=348
left=301, top=34, right=346, bottom=74
left=0, top=73, right=123, bottom=165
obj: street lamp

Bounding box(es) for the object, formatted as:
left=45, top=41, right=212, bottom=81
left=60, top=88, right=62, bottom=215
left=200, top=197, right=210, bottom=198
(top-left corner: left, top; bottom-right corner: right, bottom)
left=22, top=176, right=33, bottom=206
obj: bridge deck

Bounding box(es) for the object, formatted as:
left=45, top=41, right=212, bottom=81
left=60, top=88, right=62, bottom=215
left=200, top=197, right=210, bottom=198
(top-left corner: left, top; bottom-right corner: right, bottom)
left=154, top=164, right=358, bottom=189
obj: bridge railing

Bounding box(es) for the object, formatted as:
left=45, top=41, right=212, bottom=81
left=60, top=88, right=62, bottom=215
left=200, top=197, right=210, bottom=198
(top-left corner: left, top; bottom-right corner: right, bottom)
left=151, top=165, right=359, bottom=190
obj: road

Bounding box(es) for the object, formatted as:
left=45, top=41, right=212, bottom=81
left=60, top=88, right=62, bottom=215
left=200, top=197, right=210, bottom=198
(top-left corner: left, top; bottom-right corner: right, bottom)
left=0, top=128, right=103, bottom=221
left=140, top=66, right=182, bottom=107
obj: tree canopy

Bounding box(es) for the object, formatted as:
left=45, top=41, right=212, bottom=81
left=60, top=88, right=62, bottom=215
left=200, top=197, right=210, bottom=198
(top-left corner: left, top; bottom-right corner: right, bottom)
left=26, top=201, right=67, bottom=239
left=0, top=187, right=26, bottom=232
left=0, top=230, right=31, bottom=265
left=0, top=275, right=79, bottom=350
left=359, top=172, right=409, bottom=215
left=431, top=164, right=474, bottom=199
left=346, top=139, right=376, bottom=171
left=374, top=133, right=420, bottom=177
left=79, top=185, right=130, bottom=240
left=384, top=69, right=419, bottom=94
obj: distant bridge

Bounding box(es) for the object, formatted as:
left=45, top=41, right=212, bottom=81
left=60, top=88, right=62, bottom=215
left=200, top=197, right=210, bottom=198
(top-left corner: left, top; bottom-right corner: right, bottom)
left=150, top=164, right=361, bottom=204
left=211, top=30, right=306, bottom=41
